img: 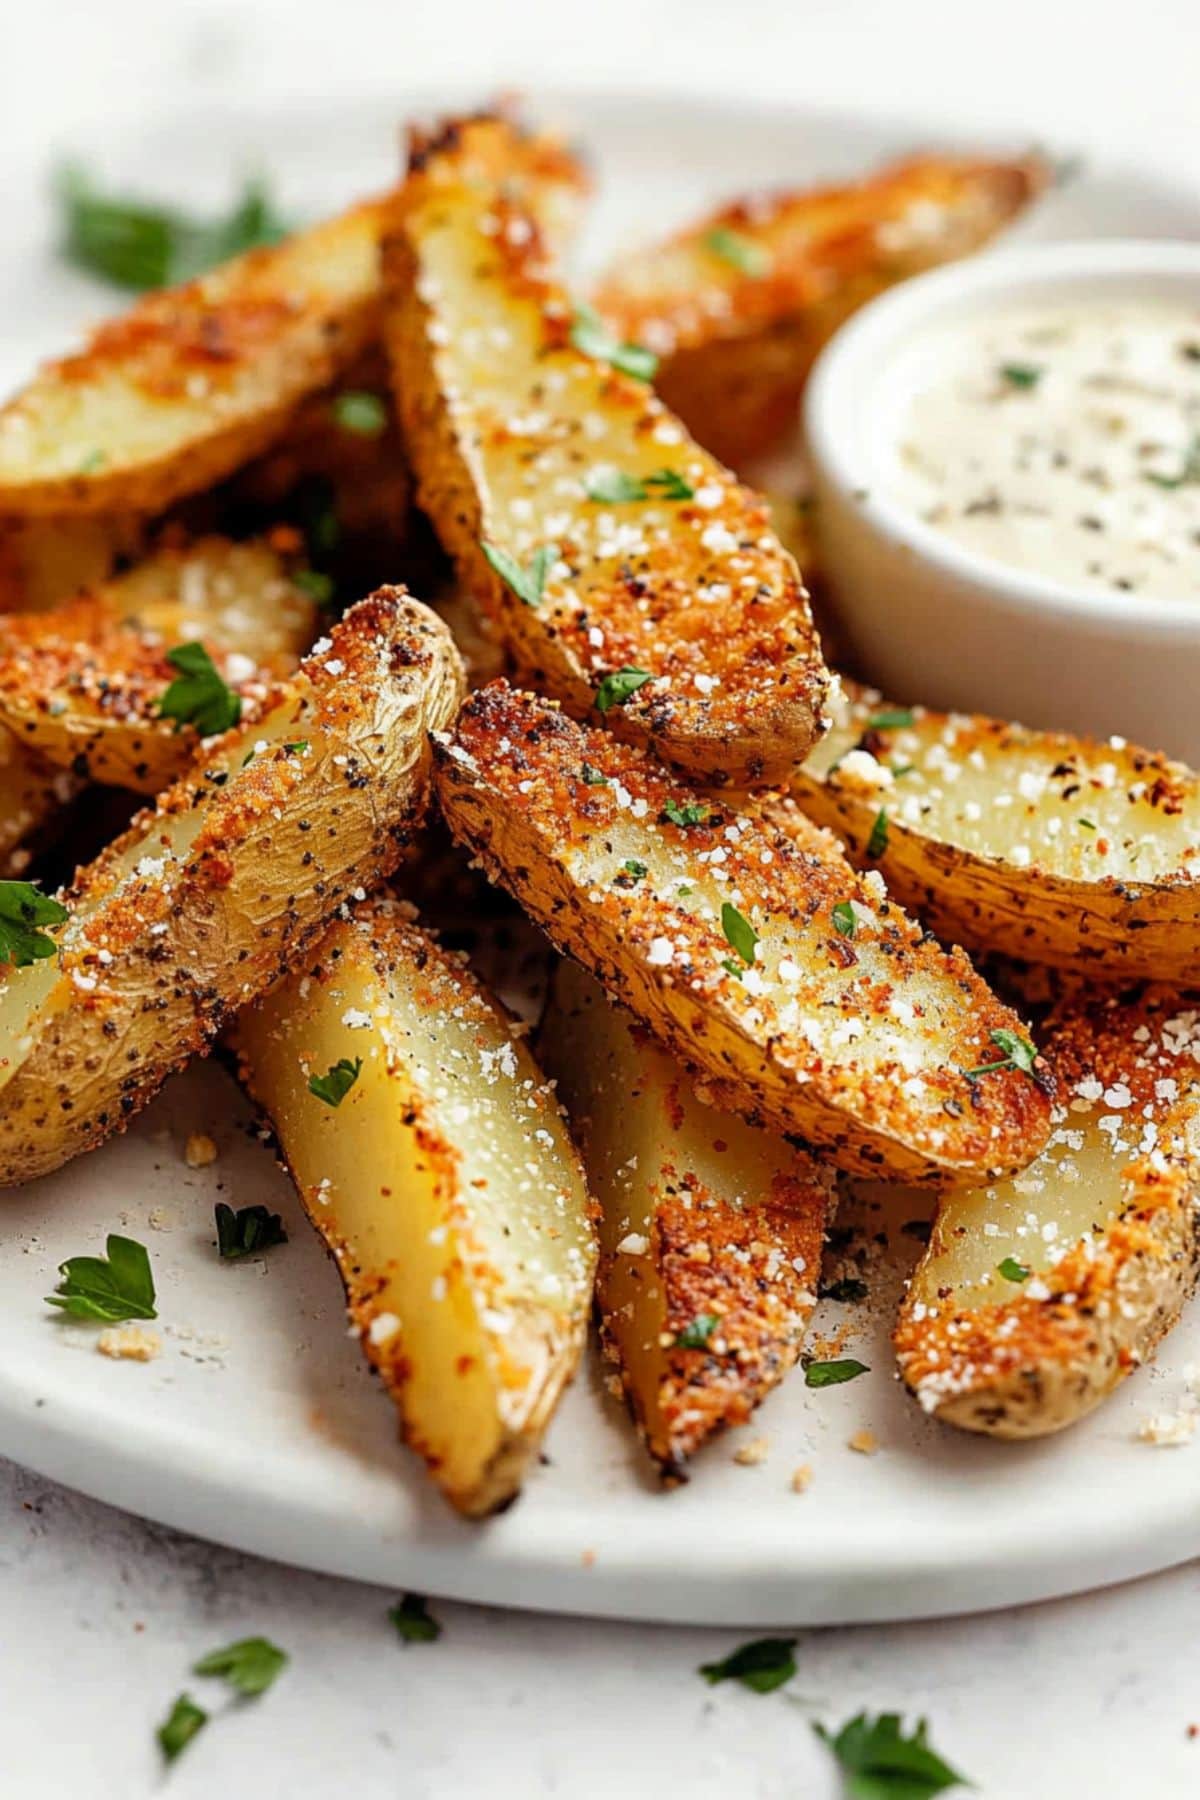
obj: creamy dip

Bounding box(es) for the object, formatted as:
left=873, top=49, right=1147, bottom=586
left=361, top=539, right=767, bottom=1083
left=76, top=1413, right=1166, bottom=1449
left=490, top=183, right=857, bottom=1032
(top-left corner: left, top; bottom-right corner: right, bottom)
left=887, top=299, right=1200, bottom=601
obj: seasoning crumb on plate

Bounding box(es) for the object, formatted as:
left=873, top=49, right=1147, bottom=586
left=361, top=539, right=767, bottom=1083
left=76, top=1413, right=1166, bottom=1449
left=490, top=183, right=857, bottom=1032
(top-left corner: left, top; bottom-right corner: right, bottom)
left=184, top=1132, right=218, bottom=1169
left=848, top=1428, right=880, bottom=1456
left=97, top=1324, right=161, bottom=1363
left=1137, top=1411, right=1198, bottom=1447
left=733, top=1435, right=770, bottom=1466
left=790, top=1462, right=813, bottom=1493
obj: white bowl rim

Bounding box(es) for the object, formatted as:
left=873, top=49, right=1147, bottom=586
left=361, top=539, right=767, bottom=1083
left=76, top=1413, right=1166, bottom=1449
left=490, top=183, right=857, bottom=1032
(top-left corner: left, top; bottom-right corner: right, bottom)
left=804, top=237, right=1200, bottom=637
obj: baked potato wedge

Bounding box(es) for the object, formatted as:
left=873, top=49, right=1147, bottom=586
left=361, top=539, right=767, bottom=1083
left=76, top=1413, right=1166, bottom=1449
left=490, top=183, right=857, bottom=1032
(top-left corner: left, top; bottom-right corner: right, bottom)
left=0, top=587, right=463, bottom=1186
left=540, top=960, right=831, bottom=1475
left=433, top=683, right=1052, bottom=1186
left=784, top=684, right=1200, bottom=981
left=384, top=114, right=829, bottom=785
left=232, top=899, right=597, bottom=1517
left=0, top=510, right=144, bottom=612
left=0, top=536, right=318, bottom=792
left=0, top=114, right=588, bottom=522
left=594, top=153, right=1048, bottom=467
left=896, top=988, right=1200, bottom=1437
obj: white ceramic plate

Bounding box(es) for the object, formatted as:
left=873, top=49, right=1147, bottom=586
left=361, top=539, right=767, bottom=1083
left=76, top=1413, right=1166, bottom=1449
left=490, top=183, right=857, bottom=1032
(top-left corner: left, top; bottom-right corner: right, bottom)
left=3, top=88, right=1200, bottom=1629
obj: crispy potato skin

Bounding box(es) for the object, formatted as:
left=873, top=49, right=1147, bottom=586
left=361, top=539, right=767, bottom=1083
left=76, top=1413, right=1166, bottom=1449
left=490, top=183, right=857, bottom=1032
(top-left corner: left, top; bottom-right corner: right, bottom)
left=233, top=900, right=596, bottom=1517
left=895, top=989, right=1200, bottom=1436
left=0, top=589, right=463, bottom=1186
left=541, top=961, right=831, bottom=1474
left=434, top=683, right=1052, bottom=1186
left=0, top=200, right=391, bottom=518
left=0, top=538, right=317, bottom=792
left=784, top=685, right=1200, bottom=981
left=596, top=154, right=1048, bottom=467
left=385, top=114, right=829, bottom=785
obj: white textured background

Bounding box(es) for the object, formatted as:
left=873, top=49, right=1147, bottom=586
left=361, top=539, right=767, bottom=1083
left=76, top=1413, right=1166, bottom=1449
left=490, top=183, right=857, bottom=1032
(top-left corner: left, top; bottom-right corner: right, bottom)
left=4, top=2, right=1200, bottom=1795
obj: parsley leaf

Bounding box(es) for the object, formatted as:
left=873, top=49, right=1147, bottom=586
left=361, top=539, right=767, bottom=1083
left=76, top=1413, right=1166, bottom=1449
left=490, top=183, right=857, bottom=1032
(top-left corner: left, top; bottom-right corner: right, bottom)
left=721, top=957, right=745, bottom=980
left=721, top=901, right=758, bottom=967
left=389, top=1593, right=442, bottom=1644
left=0, top=880, right=68, bottom=967
left=620, top=859, right=648, bottom=881
left=294, top=568, right=335, bottom=607
left=308, top=1057, right=362, bottom=1108
left=816, top=1710, right=969, bottom=1799
left=1144, top=433, right=1200, bottom=489
left=215, top=1203, right=288, bottom=1261
left=159, top=641, right=242, bottom=736
left=705, top=227, right=771, bottom=277
left=676, top=1313, right=720, bottom=1349
left=999, top=362, right=1043, bottom=390
left=661, top=800, right=711, bottom=828
left=587, top=467, right=695, bottom=504
left=866, top=808, right=889, bottom=860
left=963, top=1028, right=1038, bottom=1082
left=579, top=763, right=609, bottom=786
left=46, top=1233, right=157, bottom=1323
left=867, top=708, right=915, bottom=730
left=481, top=540, right=559, bottom=608
left=595, top=667, right=652, bottom=713
left=157, top=1693, right=207, bottom=1763
left=832, top=900, right=857, bottom=939
left=804, top=1357, right=869, bottom=1388
left=332, top=390, right=388, bottom=436
left=700, top=1637, right=796, bottom=1693
left=997, top=1256, right=1031, bottom=1283
left=570, top=302, right=658, bottom=382
left=59, top=165, right=287, bottom=292
left=193, top=1636, right=288, bottom=1697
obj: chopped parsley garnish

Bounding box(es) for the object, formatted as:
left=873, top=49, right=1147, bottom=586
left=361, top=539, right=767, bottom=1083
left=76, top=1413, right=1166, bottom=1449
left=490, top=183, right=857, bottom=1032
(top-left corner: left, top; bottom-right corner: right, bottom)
left=58, top=166, right=288, bottom=292
left=579, top=763, right=609, bottom=786
left=661, top=800, right=711, bottom=828
left=820, top=1276, right=868, bottom=1304
left=963, top=1028, right=1038, bottom=1082
left=620, top=859, right=649, bottom=881
left=721, top=902, right=758, bottom=967
left=0, top=880, right=68, bottom=967
left=815, top=1711, right=969, bottom=1799
left=998, top=362, right=1043, bottom=390
left=832, top=900, right=857, bottom=939
left=157, top=1694, right=207, bottom=1763
left=389, top=1593, right=442, bottom=1644
left=1078, top=817, right=1097, bottom=830
left=294, top=568, right=335, bottom=606
left=705, top=227, right=771, bottom=278
left=700, top=1637, right=797, bottom=1693
left=867, top=708, right=915, bottom=730
left=193, top=1636, right=288, bottom=1696
left=283, top=740, right=310, bottom=756
left=332, top=390, right=388, bottom=436
left=676, top=1312, right=720, bottom=1349
left=79, top=449, right=107, bottom=473
left=46, top=1233, right=156, bottom=1323
left=721, top=957, right=745, bottom=980
left=159, top=641, right=242, bottom=736
left=997, top=1256, right=1031, bottom=1283
left=866, top=808, right=889, bottom=860
left=804, top=1357, right=869, bottom=1388
left=481, top=540, right=559, bottom=609
left=587, top=467, right=695, bottom=504
left=215, top=1202, right=288, bottom=1261
left=570, top=302, right=658, bottom=382
left=1144, top=432, right=1200, bottom=490
left=594, top=667, right=652, bottom=713
left=308, top=1057, right=362, bottom=1108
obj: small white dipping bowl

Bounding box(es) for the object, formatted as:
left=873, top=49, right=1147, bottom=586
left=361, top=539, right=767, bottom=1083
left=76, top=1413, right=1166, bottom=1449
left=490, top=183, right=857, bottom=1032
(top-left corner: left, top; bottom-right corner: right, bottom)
left=805, top=240, right=1200, bottom=763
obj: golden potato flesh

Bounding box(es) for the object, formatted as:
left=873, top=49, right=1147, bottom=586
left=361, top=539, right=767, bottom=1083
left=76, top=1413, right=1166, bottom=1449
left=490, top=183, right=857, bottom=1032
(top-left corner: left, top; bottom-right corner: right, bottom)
left=233, top=900, right=597, bottom=1517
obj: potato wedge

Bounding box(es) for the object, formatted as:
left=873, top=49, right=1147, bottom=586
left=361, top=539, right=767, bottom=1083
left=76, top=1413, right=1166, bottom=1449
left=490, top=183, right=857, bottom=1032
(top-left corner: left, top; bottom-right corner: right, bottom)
left=0, top=588, right=463, bottom=1186
left=0, top=510, right=144, bottom=612
left=0, top=536, right=318, bottom=792
left=232, top=899, right=597, bottom=1517
left=895, top=989, right=1200, bottom=1437
left=0, top=115, right=587, bottom=522
left=595, top=153, right=1048, bottom=466
left=784, top=683, right=1200, bottom=981
left=540, top=960, right=831, bottom=1474
left=384, top=115, right=829, bottom=785
left=433, top=683, right=1052, bottom=1185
